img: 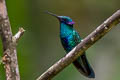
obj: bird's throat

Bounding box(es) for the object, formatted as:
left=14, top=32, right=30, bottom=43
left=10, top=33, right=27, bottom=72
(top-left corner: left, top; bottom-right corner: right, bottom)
left=60, top=23, right=73, bottom=37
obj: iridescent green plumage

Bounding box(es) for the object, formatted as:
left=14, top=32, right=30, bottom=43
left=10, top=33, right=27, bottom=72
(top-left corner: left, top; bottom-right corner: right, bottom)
left=47, top=11, right=95, bottom=78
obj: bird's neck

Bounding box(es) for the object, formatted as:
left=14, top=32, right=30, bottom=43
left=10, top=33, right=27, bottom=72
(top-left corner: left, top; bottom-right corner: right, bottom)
left=60, top=23, right=73, bottom=37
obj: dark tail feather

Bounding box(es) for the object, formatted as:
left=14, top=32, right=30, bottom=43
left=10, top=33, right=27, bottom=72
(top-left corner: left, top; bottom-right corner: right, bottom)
left=73, top=53, right=95, bottom=78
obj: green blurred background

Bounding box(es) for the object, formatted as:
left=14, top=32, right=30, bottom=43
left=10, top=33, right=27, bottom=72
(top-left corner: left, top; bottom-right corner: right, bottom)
left=0, top=0, right=120, bottom=80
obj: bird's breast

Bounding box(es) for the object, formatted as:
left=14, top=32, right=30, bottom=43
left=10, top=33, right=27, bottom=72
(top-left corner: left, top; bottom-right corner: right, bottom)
left=60, top=35, right=76, bottom=52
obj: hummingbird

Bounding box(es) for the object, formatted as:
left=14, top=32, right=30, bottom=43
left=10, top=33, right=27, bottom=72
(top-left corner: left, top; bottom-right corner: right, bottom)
left=46, top=11, right=95, bottom=78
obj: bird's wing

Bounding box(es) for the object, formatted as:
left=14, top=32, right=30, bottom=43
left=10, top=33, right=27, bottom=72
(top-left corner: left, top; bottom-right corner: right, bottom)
left=73, top=30, right=81, bottom=44
left=73, top=30, right=95, bottom=78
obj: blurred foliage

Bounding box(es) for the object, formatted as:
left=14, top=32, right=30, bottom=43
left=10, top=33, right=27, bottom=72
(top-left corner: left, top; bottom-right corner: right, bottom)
left=0, top=0, right=120, bottom=80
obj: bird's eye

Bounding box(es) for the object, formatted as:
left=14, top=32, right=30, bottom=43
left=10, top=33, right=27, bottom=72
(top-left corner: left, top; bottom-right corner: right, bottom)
left=63, top=19, right=67, bottom=21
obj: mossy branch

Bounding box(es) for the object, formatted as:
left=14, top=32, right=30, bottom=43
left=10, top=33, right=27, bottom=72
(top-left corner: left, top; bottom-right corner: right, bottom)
left=0, top=0, right=25, bottom=80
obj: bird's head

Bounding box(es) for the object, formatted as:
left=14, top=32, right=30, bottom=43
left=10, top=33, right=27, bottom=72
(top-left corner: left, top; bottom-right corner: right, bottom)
left=46, top=11, right=75, bottom=26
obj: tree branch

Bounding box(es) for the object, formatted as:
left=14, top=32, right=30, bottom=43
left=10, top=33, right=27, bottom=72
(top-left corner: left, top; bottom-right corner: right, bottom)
left=36, top=10, right=120, bottom=80
left=0, top=0, right=24, bottom=80
left=13, top=27, right=25, bottom=43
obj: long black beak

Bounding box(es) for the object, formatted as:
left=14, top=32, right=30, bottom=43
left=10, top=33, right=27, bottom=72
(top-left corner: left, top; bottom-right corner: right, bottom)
left=45, top=11, right=60, bottom=20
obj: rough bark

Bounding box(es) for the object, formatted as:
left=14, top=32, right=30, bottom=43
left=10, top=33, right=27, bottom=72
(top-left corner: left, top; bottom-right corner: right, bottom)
left=0, top=0, right=25, bottom=80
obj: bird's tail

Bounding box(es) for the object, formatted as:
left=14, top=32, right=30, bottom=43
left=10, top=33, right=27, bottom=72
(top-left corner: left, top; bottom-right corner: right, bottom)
left=73, top=53, right=95, bottom=78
